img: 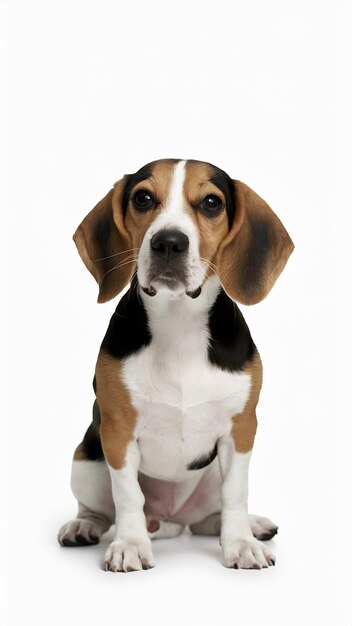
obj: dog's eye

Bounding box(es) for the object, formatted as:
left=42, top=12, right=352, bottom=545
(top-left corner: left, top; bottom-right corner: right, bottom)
left=133, top=189, right=155, bottom=211
left=199, top=195, right=223, bottom=216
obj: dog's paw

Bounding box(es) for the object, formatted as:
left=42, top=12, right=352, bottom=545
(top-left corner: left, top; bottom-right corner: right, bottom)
left=249, top=514, right=278, bottom=541
left=222, top=536, right=276, bottom=569
left=58, top=518, right=102, bottom=546
left=104, top=537, right=155, bottom=572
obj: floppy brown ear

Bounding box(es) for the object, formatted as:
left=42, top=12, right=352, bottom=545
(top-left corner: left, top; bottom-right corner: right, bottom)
left=216, top=181, right=294, bottom=305
left=73, top=179, right=135, bottom=303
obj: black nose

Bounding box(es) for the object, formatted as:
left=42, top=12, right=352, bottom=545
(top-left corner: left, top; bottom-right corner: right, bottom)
left=151, top=229, right=189, bottom=260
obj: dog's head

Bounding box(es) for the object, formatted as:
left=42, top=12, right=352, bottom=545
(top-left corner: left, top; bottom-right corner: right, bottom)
left=74, top=159, right=294, bottom=304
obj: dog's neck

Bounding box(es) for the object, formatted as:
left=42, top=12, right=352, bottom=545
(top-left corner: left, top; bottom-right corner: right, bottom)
left=139, top=275, right=222, bottom=323
left=138, top=275, right=221, bottom=355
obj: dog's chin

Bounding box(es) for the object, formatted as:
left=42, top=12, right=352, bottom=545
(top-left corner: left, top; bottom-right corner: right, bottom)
left=141, top=275, right=202, bottom=299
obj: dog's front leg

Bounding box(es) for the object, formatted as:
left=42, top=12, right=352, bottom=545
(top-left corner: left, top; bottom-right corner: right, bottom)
left=96, top=354, right=154, bottom=573
left=103, top=440, right=155, bottom=572
left=218, top=434, right=276, bottom=570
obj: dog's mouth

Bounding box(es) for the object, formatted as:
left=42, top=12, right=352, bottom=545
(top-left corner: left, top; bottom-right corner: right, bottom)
left=141, top=284, right=202, bottom=299
left=141, top=271, right=202, bottom=299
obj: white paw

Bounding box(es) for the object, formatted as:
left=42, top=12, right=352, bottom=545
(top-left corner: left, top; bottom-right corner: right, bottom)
left=104, top=537, right=155, bottom=572
left=58, top=518, right=102, bottom=546
left=222, top=536, right=276, bottom=569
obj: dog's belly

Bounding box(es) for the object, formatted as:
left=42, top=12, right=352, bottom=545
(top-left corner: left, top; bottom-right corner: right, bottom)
left=139, top=460, right=222, bottom=524
left=123, top=350, right=251, bottom=483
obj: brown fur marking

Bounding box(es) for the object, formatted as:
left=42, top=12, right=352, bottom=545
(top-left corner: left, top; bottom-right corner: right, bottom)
left=231, top=351, right=263, bottom=453
left=124, top=159, right=176, bottom=249
left=73, top=442, right=87, bottom=461
left=183, top=161, right=230, bottom=280
left=95, top=352, right=138, bottom=470
left=73, top=181, right=136, bottom=304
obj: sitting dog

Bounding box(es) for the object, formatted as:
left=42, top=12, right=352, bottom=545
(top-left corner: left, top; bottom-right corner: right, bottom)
left=58, top=158, right=294, bottom=572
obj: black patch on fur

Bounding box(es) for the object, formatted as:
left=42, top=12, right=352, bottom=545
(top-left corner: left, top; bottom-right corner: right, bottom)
left=100, top=275, right=151, bottom=359
left=92, top=202, right=117, bottom=277
left=254, top=529, right=278, bottom=541
left=93, top=212, right=111, bottom=248
left=208, top=288, right=256, bottom=372
left=236, top=209, right=274, bottom=300
left=79, top=399, right=104, bottom=461
left=209, top=166, right=236, bottom=227
left=61, top=536, right=99, bottom=547
left=187, top=443, right=218, bottom=471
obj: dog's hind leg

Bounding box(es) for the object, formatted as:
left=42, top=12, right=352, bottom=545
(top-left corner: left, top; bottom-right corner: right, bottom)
left=190, top=512, right=278, bottom=541
left=58, top=401, right=115, bottom=547
left=189, top=512, right=221, bottom=536
left=58, top=458, right=114, bottom=547
left=248, top=514, right=279, bottom=541
left=58, top=505, right=111, bottom=546
left=58, top=460, right=114, bottom=547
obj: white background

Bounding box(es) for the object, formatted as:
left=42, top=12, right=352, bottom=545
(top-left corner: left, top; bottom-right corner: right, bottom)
left=4, top=1, right=351, bottom=625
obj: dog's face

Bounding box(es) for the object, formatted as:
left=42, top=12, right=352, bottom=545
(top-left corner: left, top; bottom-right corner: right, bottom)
left=125, top=159, right=232, bottom=298
left=74, top=159, right=294, bottom=304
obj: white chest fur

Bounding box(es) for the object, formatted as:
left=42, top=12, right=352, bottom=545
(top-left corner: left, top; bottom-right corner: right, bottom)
left=122, top=277, right=251, bottom=481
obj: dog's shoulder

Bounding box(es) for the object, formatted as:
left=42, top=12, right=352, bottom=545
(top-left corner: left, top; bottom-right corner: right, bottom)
left=208, top=287, right=256, bottom=373
left=100, top=276, right=151, bottom=359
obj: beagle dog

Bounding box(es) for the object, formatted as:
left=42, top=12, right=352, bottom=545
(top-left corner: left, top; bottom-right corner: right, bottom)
left=58, top=159, right=294, bottom=572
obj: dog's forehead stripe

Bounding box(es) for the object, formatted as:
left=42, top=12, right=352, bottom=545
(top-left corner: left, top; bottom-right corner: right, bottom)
left=164, top=160, right=187, bottom=213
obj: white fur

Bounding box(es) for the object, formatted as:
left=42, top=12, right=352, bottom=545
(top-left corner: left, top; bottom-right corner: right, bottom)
left=104, top=442, right=155, bottom=572
left=218, top=440, right=276, bottom=568
left=58, top=460, right=113, bottom=545
left=71, top=458, right=114, bottom=520
left=137, top=160, right=206, bottom=293
left=60, top=458, right=278, bottom=545
left=123, top=276, right=251, bottom=483
left=148, top=520, right=184, bottom=540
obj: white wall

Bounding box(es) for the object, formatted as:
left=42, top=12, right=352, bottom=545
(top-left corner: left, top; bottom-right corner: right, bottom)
left=4, top=1, right=351, bottom=625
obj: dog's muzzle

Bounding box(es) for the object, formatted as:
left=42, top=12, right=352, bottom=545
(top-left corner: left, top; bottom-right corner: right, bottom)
left=141, top=229, right=201, bottom=298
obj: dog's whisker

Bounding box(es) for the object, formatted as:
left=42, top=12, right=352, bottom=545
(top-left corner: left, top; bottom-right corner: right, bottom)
left=102, top=259, right=138, bottom=277
left=101, top=257, right=139, bottom=279
left=200, top=258, right=218, bottom=276
left=200, top=261, right=215, bottom=272
left=93, top=248, right=140, bottom=262
left=112, top=253, right=139, bottom=267
left=199, top=257, right=216, bottom=267
left=200, top=257, right=218, bottom=272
